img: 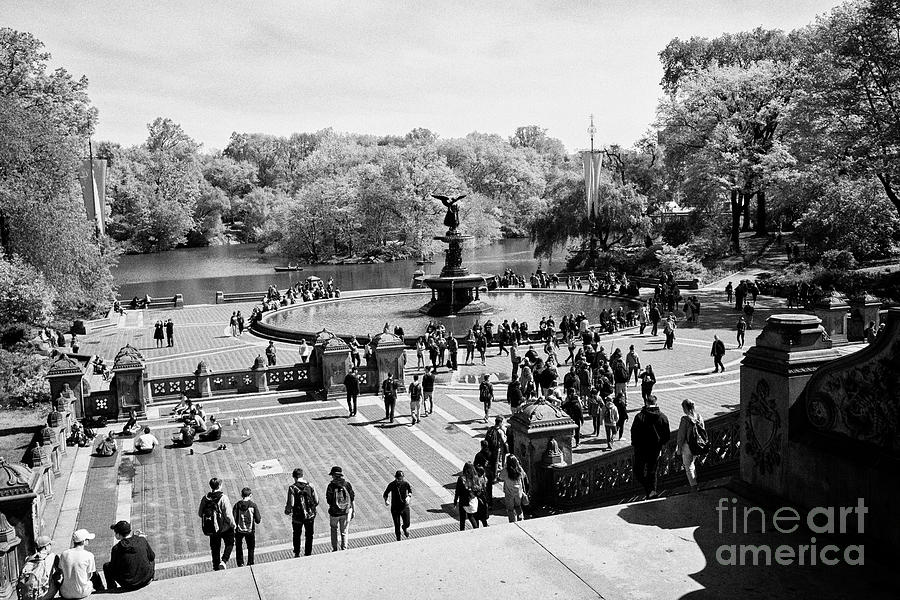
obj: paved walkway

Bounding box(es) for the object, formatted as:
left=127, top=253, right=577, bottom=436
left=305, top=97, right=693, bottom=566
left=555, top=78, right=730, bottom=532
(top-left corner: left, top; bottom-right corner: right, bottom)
left=65, top=282, right=865, bottom=579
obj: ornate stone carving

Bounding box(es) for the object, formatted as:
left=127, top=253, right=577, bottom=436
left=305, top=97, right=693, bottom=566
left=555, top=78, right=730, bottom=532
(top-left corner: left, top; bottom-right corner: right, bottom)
left=744, top=379, right=782, bottom=475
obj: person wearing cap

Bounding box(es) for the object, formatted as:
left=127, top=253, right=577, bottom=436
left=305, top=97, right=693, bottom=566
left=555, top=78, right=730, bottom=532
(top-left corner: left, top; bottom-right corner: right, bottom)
left=18, top=535, right=60, bottom=600
left=102, top=520, right=155, bottom=592
left=325, top=466, right=355, bottom=551
left=382, top=470, right=413, bottom=541
left=59, top=529, right=97, bottom=599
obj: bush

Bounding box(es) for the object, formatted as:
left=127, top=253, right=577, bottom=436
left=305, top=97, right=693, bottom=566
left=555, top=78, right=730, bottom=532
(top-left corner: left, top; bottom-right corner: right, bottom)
left=819, top=250, right=857, bottom=271
left=0, top=349, right=50, bottom=408
left=0, top=255, right=55, bottom=329
left=655, top=244, right=706, bottom=280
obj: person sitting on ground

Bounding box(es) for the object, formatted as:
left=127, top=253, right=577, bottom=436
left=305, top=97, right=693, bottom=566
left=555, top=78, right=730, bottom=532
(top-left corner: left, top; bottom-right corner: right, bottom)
left=198, top=416, right=222, bottom=442
left=170, top=394, right=191, bottom=416
left=121, top=409, right=139, bottom=436
left=171, top=423, right=195, bottom=447
left=94, top=432, right=117, bottom=457
left=102, top=520, right=154, bottom=593
left=189, top=407, right=207, bottom=433
left=67, top=422, right=93, bottom=447
left=133, top=427, right=159, bottom=454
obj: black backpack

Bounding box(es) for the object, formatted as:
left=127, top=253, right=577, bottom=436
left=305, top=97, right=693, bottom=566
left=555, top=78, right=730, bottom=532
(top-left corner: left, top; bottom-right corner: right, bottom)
left=688, top=419, right=710, bottom=455
left=200, top=496, right=222, bottom=535
left=289, top=484, right=317, bottom=521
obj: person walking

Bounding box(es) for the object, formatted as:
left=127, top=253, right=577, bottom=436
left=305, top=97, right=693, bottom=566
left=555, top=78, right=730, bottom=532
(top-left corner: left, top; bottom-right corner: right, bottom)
left=649, top=302, right=661, bottom=336
left=663, top=316, right=676, bottom=350
left=484, top=416, right=507, bottom=509
left=343, top=367, right=359, bottom=416
left=638, top=303, right=649, bottom=334
left=613, top=391, right=628, bottom=441
left=383, top=470, right=413, bottom=541
left=381, top=373, right=399, bottom=423
left=265, top=341, right=277, bottom=366
left=602, top=396, right=620, bottom=450
left=284, top=468, right=318, bottom=557
left=676, top=399, right=705, bottom=492
left=587, top=388, right=602, bottom=437
left=165, top=318, right=174, bottom=347
left=710, top=335, right=726, bottom=373
left=326, top=466, right=355, bottom=551
left=422, top=367, right=435, bottom=415
left=630, top=395, right=671, bottom=499
left=736, top=316, right=747, bottom=349
left=639, top=365, right=656, bottom=402
left=58, top=529, right=97, bottom=599
left=611, top=350, right=628, bottom=399
left=453, top=462, right=482, bottom=531
left=447, top=334, right=459, bottom=370
left=102, top=520, right=154, bottom=592
left=507, top=379, right=524, bottom=415
left=509, top=342, right=521, bottom=380
left=498, top=455, right=529, bottom=522
left=408, top=374, right=423, bottom=424
left=464, top=330, right=475, bottom=365
left=237, top=311, right=245, bottom=335
left=562, top=388, right=584, bottom=447
left=416, top=337, right=426, bottom=369
left=626, top=345, right=641, bottom=386
left=725, top=281, right=733, bottom=304
left=197, top=477, right=234, bottom=571
left=232, top=487, right=261, bottom=567
left=229, top=312, right=238, bottom=337
left=479, top=375, right=494, bottom=423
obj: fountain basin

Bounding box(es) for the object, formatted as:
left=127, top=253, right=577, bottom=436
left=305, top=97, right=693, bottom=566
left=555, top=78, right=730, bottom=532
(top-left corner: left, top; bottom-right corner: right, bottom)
left=253, top=288, right=641, bottom=344
left=420, top=274, right=492, bottom=316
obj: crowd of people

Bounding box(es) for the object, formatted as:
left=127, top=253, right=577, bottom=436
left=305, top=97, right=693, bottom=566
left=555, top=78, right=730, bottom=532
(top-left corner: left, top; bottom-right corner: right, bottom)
left=250, top=278, right=342, bottom=322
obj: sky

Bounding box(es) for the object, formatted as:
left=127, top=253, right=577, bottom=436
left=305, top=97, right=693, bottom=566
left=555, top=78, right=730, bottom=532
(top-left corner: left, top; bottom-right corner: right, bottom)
left=2, top=0, right=844, bottom=153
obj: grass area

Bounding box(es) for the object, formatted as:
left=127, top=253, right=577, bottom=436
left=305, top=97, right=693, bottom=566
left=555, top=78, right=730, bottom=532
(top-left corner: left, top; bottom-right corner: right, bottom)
left=0, top=406, right=48, bottom=464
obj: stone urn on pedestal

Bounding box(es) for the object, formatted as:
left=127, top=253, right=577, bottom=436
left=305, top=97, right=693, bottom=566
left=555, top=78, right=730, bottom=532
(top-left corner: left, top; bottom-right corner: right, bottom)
left=250, top=355, right=269, bottom=393
left=507, top=401, right=576, bottom=502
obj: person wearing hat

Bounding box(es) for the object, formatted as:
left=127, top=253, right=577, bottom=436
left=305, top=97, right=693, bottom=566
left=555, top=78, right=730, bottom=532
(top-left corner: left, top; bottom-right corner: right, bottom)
left=59, top=529, right=97, bottom=599
left=17, top=535, right=60, bottom=600
left=382, top=470, right=413, bottom=541
left=102, top=520, right=155, bottom=592
left=325, top=466, right=355, bottom=551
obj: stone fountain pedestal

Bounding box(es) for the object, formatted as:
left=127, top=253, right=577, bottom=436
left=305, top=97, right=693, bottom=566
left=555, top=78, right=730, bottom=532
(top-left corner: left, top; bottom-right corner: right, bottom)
left=420, top=231, right=493, bottom=316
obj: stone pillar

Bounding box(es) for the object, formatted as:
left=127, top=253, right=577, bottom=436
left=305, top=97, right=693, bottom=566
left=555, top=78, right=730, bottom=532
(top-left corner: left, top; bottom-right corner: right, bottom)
left=739, top=314, right=841, bottom=497
left=194, top=361, right=213, bottom=398
left=250, top=355, right=269, bottom=393
left=508, top=401, right=576, bottom=501
left=847, top=293, right=882, bottom=342
left=321, top=338, right=351, bottom=397
left=45, top=356, right=86, bottom=420
left=813, top=291, right=849, bottom=345
left=372, top=333, right=407, bottom=387
left=111, top=345, right=149, bottom=418
left=0, top=512, right=21, bottom=600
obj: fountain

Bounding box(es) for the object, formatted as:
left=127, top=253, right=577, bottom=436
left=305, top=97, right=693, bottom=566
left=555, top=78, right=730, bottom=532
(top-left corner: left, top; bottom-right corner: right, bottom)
left=418, top=194, right=493, bottom=317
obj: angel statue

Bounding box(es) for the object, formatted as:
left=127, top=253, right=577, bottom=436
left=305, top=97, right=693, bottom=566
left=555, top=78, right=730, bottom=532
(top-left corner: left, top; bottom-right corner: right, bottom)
left=432, top=193, right=466, bottom=232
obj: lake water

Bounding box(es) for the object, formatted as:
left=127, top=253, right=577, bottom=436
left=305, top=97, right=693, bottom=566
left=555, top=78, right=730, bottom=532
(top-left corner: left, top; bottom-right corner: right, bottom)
left=114, top=239, right=557, bottom=304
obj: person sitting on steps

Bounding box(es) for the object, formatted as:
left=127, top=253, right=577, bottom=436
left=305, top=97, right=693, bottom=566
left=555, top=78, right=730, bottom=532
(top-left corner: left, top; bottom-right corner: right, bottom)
left=198, top=416, right=222, bottom=442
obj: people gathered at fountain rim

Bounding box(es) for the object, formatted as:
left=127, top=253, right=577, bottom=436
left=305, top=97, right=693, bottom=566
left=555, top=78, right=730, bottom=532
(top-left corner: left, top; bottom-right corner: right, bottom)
left=248, top=277, right=342, bottom=322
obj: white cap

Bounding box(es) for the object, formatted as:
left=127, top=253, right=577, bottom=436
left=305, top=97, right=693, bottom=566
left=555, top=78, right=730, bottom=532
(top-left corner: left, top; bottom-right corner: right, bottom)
left=72, top=529, right=95, bottom=544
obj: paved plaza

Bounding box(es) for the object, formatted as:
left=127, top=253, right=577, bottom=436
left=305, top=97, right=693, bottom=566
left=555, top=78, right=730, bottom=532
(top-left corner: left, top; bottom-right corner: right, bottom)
left=61, top=283, right=863, bottom=578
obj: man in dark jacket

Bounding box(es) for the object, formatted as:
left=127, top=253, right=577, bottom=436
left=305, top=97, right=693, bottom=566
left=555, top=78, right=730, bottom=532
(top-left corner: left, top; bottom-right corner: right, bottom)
left=197, top=477, right=234, bottom=570
left=343, top=368, right=359, bottom=416
left=381, top=373, right=399, bottom=422
left=710, top=335, right=726, bottom=373
left=284, top=468, right=318, bottom=557
left=422, top=367, right=436, bottom=415
left=630, top=395, right=671, bottom=498
left=103, top=520, right=154, bottom=591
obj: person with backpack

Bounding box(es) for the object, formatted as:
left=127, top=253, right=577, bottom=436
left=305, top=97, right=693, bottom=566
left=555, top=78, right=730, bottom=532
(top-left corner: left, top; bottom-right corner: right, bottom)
left=710, top=335, right=726, bottom=373
left=381, top=373, right=399, bottom=423
left=102, top=520, right=155, bottom=592
left=479, top=375, right=494, bottom=423
left=422, top=367, right=435, bottom=416
left=408, top=374, right=423, bottom=425
left=382, top=470, right=413, bottom=541
left=611, top=349, right=629, bottom=400
left=561, top=388, right=584, bottom=447
left=284, top=468, right=318, bottom=557
left=197, top=477, right=234, bottom=571
left=630, top=394, right=671, bottom=499
left=326, top=466, right=355, bottom=552
left=602, top=396, right=620, bottom=450
left=17, top=535, right=59, bottom=600
left=232, top=487, right=262, bottom=567
left=676, top=399, right=707, bottom=491
left=484, top=416, right=507, bottom=508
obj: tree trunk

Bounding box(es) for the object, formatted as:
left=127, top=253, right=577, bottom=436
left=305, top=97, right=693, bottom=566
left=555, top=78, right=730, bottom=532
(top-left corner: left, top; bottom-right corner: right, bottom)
left=730, top=190, right=742, bottom=253
left=755, top=188, right=768, bottom=237
left=876, top=173, right=900, bottom=216
left=0, top=210, right=9, bottom=258
left=741, top=192, right=752, bottom=231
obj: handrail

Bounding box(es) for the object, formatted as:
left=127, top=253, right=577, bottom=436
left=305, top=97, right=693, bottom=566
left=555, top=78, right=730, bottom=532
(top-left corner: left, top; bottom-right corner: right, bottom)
left=546, top=409, right=741, bottom=508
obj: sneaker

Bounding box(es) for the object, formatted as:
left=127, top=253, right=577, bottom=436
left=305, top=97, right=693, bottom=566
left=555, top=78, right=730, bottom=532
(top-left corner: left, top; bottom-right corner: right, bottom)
left=403, top=527, right=409, bottom=538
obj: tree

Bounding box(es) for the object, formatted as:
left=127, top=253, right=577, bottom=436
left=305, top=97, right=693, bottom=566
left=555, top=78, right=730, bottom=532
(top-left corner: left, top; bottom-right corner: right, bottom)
left=792, top=0, right=900, bottom=214
left=0, top=28, right=113, bottom=316
left=0, top=255, right=55, bottom=328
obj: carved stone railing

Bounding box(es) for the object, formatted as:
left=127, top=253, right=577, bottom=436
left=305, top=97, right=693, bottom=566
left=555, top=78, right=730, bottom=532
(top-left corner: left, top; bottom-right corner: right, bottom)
left=547, top=410, right=741, bottom=508
left=148, top=363, right=313, bottom=400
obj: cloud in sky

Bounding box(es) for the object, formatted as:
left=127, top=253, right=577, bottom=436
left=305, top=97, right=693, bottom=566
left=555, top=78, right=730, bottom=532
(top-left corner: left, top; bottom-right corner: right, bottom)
left=2, top=0, right=842, bottom=152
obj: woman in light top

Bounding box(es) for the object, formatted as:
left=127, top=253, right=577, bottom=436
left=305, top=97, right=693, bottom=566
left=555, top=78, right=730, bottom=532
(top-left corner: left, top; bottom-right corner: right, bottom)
left=498, top=454, right=529, bottom=522
left=676, top=399, right=704, bottom=491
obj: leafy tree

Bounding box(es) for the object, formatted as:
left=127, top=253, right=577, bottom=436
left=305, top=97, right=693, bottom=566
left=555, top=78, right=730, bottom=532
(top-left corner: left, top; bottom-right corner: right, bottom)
left=0, top=255, right=55, bottom=328
left=791, top=0, right=900, bottom=214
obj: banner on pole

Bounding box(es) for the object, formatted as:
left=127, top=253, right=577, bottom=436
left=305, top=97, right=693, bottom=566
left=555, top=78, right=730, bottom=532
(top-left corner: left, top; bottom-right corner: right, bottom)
left=582, top=151, right=602, bottom=219
left=78, top=159, right=107, bottom=235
